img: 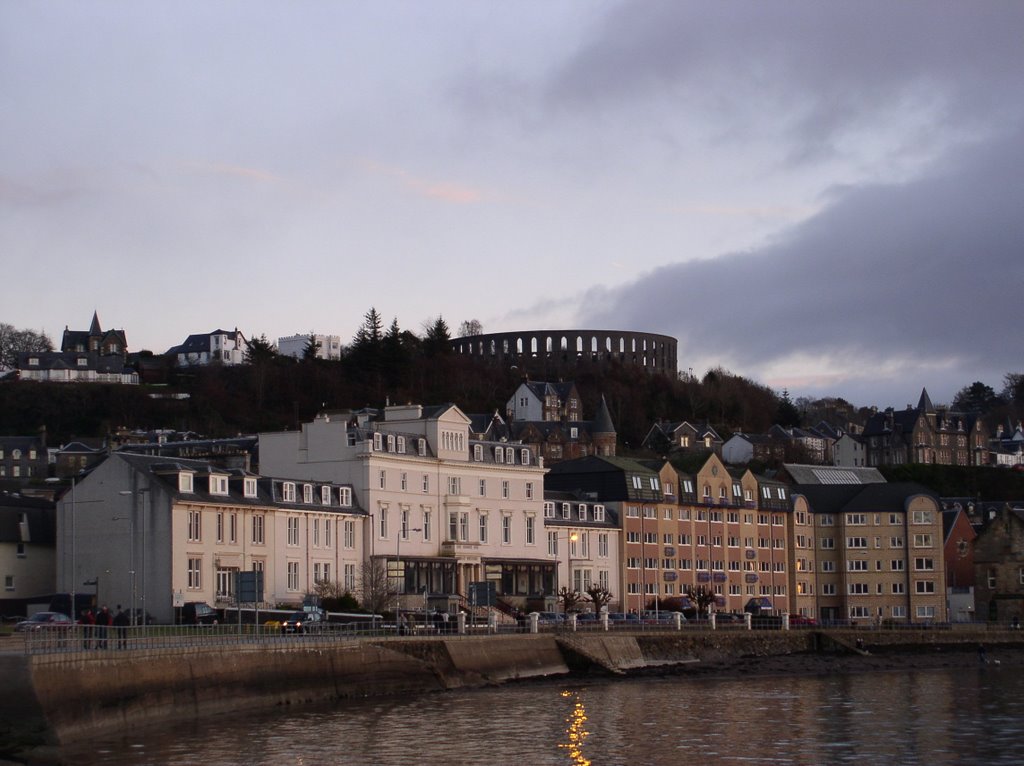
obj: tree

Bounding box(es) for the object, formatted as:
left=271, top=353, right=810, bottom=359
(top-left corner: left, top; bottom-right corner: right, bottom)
left=952, top=381, right=1004, bottom=414
left=557, top=585, right=584, bottom=614
left=776, top=389, right=801, bottom=427
left=683, top=585, right=717, bottom=616
left=584, top=585, right=614, bottom=613
left=302, top=332, right=321, bottom=361
left=0, top=323, right=53, bottom=370
left=358, top=559, right=397, bottom=616
left=422, top=316, right=451, bottom=358
left=353, top=308, right=384, bottom=351
left=244, top=333, right=278, bottom=364
left=1003, top=373, right=1024, bottom=406
left=457, top=319, right=483, bottom=337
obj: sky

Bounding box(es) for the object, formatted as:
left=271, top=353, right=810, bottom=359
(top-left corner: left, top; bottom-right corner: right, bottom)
left=3, top=1, right=1022, bottom=410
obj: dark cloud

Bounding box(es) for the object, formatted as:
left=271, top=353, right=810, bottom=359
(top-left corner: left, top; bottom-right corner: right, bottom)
left=543, top=1, right=1024, bottom=162
left=577, top=126, right=1024, bottom=403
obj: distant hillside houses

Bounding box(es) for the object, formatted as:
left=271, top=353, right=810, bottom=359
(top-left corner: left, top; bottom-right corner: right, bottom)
left=277, top=334, right=342, bottom=361
left=17, top=312, right=137, bottom=384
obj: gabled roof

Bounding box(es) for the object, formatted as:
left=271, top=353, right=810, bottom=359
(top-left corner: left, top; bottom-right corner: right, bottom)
left=794, top=481, right=937, bottom=515
left=782, top=464, right=886, bottom=485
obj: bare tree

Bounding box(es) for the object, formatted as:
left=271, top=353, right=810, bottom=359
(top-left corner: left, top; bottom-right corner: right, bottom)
left=683, top=585, right=717, bottom=616
left=557, top=585, right=584, bottom=614
left=584, top=585, right=614, bottom=613
left=358, top=559, right=397, bottom=615
left=0, top=323, right=53, bottom=370
left=457, top=319, right=483, bottom=337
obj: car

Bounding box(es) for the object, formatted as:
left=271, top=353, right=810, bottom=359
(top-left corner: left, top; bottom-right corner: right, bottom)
left=789, top=614, right=818, bottom=627
left=605, top=612, right=641, bottom=626
left=712, top=612, right=745, bottom=624
left=181, top=602, right=219, bottom=625
left=281, top=610, right=326, bottom=634
left=532, top=611, right=566, bottom=626
left=15, top=612, right=73, bottom=632
left=639, top=610, right=684, bottom=624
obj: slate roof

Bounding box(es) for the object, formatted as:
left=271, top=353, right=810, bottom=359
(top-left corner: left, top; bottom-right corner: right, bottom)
left=783, top=464, right=886, bottom=485
left=0, top=492, right=56, bottom=544
left=794, top=481, right=937, bottom=515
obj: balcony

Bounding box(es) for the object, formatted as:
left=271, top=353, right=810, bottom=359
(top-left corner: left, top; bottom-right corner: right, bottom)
left=440, top=540, right=481, bottom=561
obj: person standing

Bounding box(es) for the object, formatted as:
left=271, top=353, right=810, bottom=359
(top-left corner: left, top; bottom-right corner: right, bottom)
left=79, top=609, right=95, bottom=650
left=113, top=605, right=129, bottom=649
left=95, top=605, right=113, bottom=649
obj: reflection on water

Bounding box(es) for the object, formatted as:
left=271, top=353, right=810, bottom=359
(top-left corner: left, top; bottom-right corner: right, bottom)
left=59, top=665, right=1024, bottom=765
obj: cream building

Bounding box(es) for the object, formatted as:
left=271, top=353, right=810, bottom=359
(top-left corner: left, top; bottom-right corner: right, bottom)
left=258, top=404, right=550, bottom=611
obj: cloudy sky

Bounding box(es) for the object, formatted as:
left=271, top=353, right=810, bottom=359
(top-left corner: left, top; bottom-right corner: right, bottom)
left=3, top=1, right=1022, bottom=408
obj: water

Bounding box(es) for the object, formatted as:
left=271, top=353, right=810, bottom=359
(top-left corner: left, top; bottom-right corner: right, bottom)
left=59, top=665, right=1024, bottom=765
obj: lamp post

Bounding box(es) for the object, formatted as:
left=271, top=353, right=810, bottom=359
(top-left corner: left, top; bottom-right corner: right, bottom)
left=394, top=521, right=422, bottom=619
left=120, top=488, right=149, bottom=629
left=111, top=514, right=136, bottom=626
left=564, top=529, right=578, bottom=613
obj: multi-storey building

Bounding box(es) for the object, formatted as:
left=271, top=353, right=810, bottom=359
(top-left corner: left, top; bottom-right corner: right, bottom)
left=543, top=491, right=621, bottom=611
left=277, top=333, right=342, bottom=361
left=167, top=328, right=249, bottom=367
left=792, top=482, right=947, bottom=623
left=862, top=389, right=988, bottom=467
left=973, top=504, right=1024, bottom=624
left=258, top=404, right=549, bottom=611
left=56, top=453, right=365, bottom=622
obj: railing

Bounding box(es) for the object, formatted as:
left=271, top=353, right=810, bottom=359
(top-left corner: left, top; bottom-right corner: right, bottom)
left=16, top=617, right=1022, bottom=659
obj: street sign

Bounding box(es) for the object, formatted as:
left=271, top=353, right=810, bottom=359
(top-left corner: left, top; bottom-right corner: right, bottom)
left=469, top=581, right=496, bottom=606
left=236, top=571, right=264, bottom=603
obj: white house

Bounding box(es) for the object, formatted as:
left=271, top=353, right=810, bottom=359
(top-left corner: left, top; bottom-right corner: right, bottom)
left=167, top=329, right=249, bottom=367
left=259, top=404, right=552, bottom=611
left=277, top=334, right=342, bottom=361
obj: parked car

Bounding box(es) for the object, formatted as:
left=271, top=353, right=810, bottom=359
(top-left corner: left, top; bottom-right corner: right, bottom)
left=180, top=602, right=219, bottom=625
left=532, top=611, right=565, bottom=626
left=712, top=612, right=745, bottom=624
left=789, top=614, right=818, bottom=627
left=281, top=610, right=326, bottom=634
left=15, top=612, right=73, bottom=632
left=639, top=610, right=684, bottom=624
left=604, top=612, right=641, bottom=626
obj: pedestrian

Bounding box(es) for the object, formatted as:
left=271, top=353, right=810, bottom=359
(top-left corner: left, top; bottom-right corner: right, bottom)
left=79, top=608, right=95, bottom=650
left=95, top=605, right=113, bottom=648
left=113, top=604, right=129, bottom=650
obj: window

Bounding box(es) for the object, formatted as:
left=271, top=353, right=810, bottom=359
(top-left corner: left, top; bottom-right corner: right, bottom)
left=914, top=557, right=934, bottom=571
left=848, top=560, right=868, bottom=571
left=229, top=513, right=237, bottom=544
left=847, top=537, right=867, bottom=549
left=502, top=514, right=512, bottom=544
left=379, top=509, right=388, bottom=539
left=287, top=517, right=300, bottom=546
left=479, top=513, right=488, bottom=543
left=502, top=480, right=510, bottom=499
left=548, top=531, right=558, bottom=556
left=344, top=564, right=356, bottom=591
left=4, top=575, right=13, bottom=591
left=526, top=482, right=534, bottom=500
left=578, top=504, right=587, bottom=521
left=473, top=444, right=483, bottom=461
left=892, top=582, right=905, bottom=594
left=216, top=513, right=224, bottom=544
left=521, top=449, right=530, bottom=465
left=890, top=536, right=904, bottom=548
left=910, top=510, right=934, bottom=525
left=821, top=560, right=836, bottom=572
left=822, top=583, right=836, bottom=596
left=913, top=534, right=933, bottom=548
left=526, top=515, right=535, bottom=545
left=846, top=513, right=867, bottom=525
left=819, top=514, right=834, bottom=526
left=594, top=505, right=605, bottom=522
left=422, top=475, right=429, bottom=493
left=373, top=433, right=383, bottom=451
left=544, top=502, right=555, bottom=519
left=344, top=520, right=355, bottom=548
left=188, top=511, right=202, bottom=542
left=448, top=476, right=461, bottom=495
left=283, top=482, right=296, bottom=502
left=303, top=484, right=314, bottom=504
left=849, top=606, right=870, bottom=619
left=916, top=606, right=936, bottom=619
left=397, top=436, right=406, bottom=453
left=321, top=486, right=332, bottom=505
left=598, top=533, right=608, bottom=557
left=339, top=487, right=352, bottom=506
left=915, top=580, right=936, bottom=594
left=418, top=439, right=426, bottom=456
left=820, top=537, right=835, bottom=549
left=209, top=475, right=229, bottom=495
left=891, top=560, right=905, bottom=571
left=179, top=473, right=194, bottom=493
left=324, top=518, right=332, bottom=547
left=241, top=477, right=256, bottom=499
left=287, top=561, right=299, bottom=591
left=400, top=472, right=408, bottom=491
left=495, top=447, right=504, bottom=464
left=187, top=558, right=202, bottom=589
left=378, top=470, right=387, bottom=490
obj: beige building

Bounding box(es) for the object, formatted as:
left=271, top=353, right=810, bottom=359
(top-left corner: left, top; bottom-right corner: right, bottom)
left=56, top=453, right=365, bottom=622
left=259, top=404, right=550, bottom=611
left=791, top=483, right=947, bottom=623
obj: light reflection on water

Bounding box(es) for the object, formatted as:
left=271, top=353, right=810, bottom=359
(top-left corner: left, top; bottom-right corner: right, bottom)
left=61, top=665, right=1024, bottom=765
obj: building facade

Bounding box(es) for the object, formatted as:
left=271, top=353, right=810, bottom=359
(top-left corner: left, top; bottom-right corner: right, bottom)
left=277, top=334, right=342, bottom=361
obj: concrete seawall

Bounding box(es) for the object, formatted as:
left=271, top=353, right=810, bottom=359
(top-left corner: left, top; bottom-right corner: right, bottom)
left=4, top=629, right=1022, bottom=762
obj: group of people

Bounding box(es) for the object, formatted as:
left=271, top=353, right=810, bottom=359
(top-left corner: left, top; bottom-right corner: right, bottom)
left=77, top=605, right=131, bottom=649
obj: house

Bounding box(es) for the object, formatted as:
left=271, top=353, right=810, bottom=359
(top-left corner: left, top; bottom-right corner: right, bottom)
left=506, top=380, right=583, bottom=422
left=790, top=482, right=947, bottom=624
left=0, top=435, right=49, bottom=483
left=55, top=452, right=366, bottom=623
left=18, top=312, right=138, bottom=385
left=0, top=492, right=56, bottom=616
left=167, top=329, right=249, bottom=367
left=973, top=503, right=1024, bottom=624
left=721, top=433, right=786, bottom=465
left=641, top=420, right=723, bottom=457
left=278, top=334, right=342, bottom=361
left=990, top=421, right=1024, bottom=467
left=833, top=432, right=868, bottom=467
left=942, top=502, right=978, bottom=622
left=258, top=404, right=549, bottom=613
left=861, top=388, right=989, bottom=467
left=55, top=441, right=107, bottom=479
left=61, top=311, right=128, bottom=357
left=542, top=490, right=621, bottom=611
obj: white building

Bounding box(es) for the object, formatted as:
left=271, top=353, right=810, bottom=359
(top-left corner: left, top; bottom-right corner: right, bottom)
left=167, top=329, right=249, bottom=367
left=277, top=334, right=342, bottom=361
left=259, top=404, right=552, bottom=610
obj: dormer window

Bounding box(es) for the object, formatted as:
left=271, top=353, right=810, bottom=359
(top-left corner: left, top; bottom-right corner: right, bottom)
left=544, top=502, right=555, bottom=518
left=373, top=433, right=383, bottom=451
left=418, top=439, right=426, bottom=456
left=179, top=472, right=194, bottom=493
left=244, top=477, right=258, bottom=498
left=495, top=447, right=504, bottom=464
left=505, top=447, right=514, bottom=464
left=77, top=357, right=88, bottom=366
left=339, top=487, right=352, bottom=506
left=303, top=484, right=314, bottom=504
left=397, top=436, right=406, bottom=454
left=28, top=357, right=39, bottom=366
left=520, top=449, right=530, bottom=466
left=561, top=503, right=570, bottom=519
left=578, top=504, right=587, bottom=521
left=387, top=434, right=395, bottom=452
left=321, top=486, right=332, bottom=505
left=282, top=482, right=296, bottom=502
left=209, top=475, right=229, bottom=496
left=474, top=444, right=483, bottom=461
left=594, top=505, right=606, bottom=522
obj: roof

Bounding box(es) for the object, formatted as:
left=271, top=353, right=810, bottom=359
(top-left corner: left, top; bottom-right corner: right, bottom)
left=0, top=492, right=56, bottom=544
left=794, top=482, right=937, bottom=515
left=783, top=464, right=886, bottom=485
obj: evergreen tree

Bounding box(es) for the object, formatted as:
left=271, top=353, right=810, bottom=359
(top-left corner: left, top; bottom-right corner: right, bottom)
left=422, top=316, right=451, bottom=358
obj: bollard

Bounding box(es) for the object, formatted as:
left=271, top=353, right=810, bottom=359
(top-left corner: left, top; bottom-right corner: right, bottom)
left=782, top=612, right=790, bottom=631
left=569, top=613, right=578, bottom=633
left=488, top=611, right=497, bottom=634
left=529, top=612, right=539, bottom=634
left=744, top=612, right=752, bottom=631
left=710, top=612, right=717, bottom=630
left=601, top=612, right=609, bottom=632
left=674, top=612, right=683, bottom=631
left=457, top=611, right=467, bottom=635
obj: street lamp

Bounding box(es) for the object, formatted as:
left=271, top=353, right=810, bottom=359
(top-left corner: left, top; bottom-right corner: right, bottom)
left=564, top=530, right=578, bottom=613
left=119, top=488, right=149, bottom=629
left=394, top=522, right=422, bottom=611
left=111, top=514, right=136, bottom=626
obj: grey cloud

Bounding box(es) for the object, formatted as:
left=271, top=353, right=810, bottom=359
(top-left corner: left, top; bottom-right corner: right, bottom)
left=576, top=126, right=1024, bottom=399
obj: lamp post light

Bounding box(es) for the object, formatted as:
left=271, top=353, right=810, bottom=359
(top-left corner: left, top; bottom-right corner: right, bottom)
left=111, top=514, right=136, bottom=626
left=119, top=488, right=150, bottom=629
left=564, top=529, right=578, bottom=614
